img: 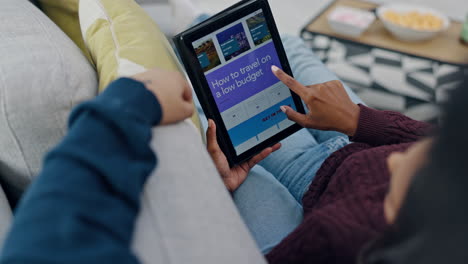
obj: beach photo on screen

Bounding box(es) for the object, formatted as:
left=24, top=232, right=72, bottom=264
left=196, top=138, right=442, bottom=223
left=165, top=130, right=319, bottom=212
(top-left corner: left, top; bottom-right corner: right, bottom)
left=194, top=39, right=221, bottom=72
left=216, top=23, right=251, bottom=62
left=247, top=12, right=272, bottom=46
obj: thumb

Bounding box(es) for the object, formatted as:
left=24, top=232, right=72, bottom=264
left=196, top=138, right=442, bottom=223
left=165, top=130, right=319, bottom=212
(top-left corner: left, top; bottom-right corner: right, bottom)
left=182, top=100, right=195, bottom=118
left=182, top=83, right=193, bottom=102
left=281, top=105, right=310, bottom=127
left=206, top=119, right=220, bottom=155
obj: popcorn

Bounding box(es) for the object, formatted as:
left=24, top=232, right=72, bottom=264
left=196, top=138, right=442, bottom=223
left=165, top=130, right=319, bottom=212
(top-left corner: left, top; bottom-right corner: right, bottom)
left=383, top=10, right=444, bottom=31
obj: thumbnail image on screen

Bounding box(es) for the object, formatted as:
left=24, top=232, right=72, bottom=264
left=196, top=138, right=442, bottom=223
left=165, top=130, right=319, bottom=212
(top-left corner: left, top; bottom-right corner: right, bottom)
left=216, top=23, right=251, bottom=62
left=194, top=39, right=221, bottom=72
left=246, top=12, right=272, bottom=46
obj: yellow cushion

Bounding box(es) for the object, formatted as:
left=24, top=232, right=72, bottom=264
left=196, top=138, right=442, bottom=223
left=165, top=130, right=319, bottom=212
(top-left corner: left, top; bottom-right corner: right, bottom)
left=79, top=0, right=202, bottom=132
left=38, top=0, right=92, bottom=62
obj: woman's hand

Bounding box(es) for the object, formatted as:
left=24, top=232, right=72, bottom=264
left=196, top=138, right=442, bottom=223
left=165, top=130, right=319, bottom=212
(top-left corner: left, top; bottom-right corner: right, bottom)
left=132, top=68, right=194, bottom=125
left=206, top=119, right=281, bottom=192
left=272, top=66, right=360, bottom=136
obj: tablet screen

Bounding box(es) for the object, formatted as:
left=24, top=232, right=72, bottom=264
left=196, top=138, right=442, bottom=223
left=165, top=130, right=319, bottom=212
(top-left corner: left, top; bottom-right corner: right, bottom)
left=192, top=9, right=298, bottom=155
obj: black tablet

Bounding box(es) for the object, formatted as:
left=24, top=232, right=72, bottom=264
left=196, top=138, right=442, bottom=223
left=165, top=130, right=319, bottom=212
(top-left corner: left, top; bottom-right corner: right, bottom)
left=173, top=0, right=305, bottom=167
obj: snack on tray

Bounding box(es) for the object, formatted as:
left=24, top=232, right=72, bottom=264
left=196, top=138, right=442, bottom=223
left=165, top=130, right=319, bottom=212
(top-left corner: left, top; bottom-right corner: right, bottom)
left=383, top=10, right=443, bottom=31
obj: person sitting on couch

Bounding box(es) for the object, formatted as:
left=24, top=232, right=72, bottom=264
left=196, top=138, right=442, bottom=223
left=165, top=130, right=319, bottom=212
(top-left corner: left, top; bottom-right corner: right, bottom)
left=359, top=74, right=468, bottom=264
left=209, top=66, right=433, bottom=263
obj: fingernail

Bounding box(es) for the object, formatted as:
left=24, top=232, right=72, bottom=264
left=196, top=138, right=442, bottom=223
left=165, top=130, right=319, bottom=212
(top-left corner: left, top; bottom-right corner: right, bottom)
left=280, top=106, right=287, bottom=113
left=208, top=119, right=213, bottom=128
left=271, top=65, right=280, bottom=73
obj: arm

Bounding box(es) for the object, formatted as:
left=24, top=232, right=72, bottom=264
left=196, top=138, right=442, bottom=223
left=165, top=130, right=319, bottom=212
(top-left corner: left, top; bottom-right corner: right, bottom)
left=266, top=193, right=386, bottom=264
left=0, top=78, right=160, bottom=264
left=270, top=66, right=433, bottom=145
left=350, top=104, right=433, bottom=146
left=1, top=68, right=194, bottom=264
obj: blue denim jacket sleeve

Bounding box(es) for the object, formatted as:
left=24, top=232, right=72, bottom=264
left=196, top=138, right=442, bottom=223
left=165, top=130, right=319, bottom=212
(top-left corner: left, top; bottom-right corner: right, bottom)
left=0, top=78, right=162, bottom=264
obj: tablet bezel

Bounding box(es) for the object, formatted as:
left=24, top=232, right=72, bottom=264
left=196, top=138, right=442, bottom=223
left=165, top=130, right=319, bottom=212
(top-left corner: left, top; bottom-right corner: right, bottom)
left=174, top=0, right=305, bottom=167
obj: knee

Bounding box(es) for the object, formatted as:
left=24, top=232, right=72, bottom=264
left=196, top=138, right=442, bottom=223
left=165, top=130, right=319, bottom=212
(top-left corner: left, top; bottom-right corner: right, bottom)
left=281, top=34, right=303, bottom=49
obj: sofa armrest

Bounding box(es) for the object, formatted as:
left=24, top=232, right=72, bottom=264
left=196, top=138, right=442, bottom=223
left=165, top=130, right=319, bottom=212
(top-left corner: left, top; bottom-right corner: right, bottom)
left=0, top=184, right=13, bottom=250
left=136, top=0, right=168, bottom=4
left=131, top=121, right=266, bottom=264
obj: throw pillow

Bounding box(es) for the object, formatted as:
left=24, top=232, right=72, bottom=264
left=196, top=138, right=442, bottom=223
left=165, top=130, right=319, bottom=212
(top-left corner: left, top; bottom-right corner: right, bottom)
left=37, top=0, right=155, bottom=60
left=79, top=0, right=202, bottom=132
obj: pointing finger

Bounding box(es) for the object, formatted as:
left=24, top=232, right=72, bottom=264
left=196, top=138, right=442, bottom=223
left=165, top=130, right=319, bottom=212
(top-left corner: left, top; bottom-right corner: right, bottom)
left=271, top=65, right=308, bottom=98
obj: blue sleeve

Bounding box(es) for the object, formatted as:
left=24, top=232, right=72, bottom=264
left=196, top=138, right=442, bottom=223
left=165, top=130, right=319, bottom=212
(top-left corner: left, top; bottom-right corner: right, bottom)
left=0, top=78, right=162, bottom=264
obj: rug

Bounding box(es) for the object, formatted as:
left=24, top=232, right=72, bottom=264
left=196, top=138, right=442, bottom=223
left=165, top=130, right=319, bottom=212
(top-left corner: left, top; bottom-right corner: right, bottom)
left=301, top=31, right=467, bottom=122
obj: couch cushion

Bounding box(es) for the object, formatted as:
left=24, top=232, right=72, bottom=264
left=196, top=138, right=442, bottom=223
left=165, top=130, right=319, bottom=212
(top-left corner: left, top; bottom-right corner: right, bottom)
left=0, top=184, right=12, bottom=249
left=0, top=0, right=98, bottom=203
left=37, top=0, right=168, bottom=63
left=38, top=0, right=92, bottom=61
left=79, top=0, right=182, bottom=90
left=79, top=0, right=202, bottom=133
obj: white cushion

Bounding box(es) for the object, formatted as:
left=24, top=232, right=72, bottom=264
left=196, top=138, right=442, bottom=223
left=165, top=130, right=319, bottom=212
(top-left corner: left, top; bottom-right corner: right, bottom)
left=0, top=0, right=97, bottom=202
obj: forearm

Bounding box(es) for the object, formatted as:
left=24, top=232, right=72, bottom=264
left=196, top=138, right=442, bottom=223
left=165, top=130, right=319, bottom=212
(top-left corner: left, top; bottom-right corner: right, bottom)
left=0, top=78, right=161, bottom=264
left=350, top=104, right=433, bottom=146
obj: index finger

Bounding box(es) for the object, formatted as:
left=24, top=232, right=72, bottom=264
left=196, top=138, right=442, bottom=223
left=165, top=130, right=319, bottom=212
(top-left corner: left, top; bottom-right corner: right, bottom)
left=271, top=65, right=308, bottom=98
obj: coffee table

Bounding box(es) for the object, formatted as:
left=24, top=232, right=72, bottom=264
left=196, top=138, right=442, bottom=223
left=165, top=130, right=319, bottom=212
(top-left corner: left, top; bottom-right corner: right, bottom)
left=298, top=0, right=467, bottom=122
left=301, top=0, right=468, bottom=67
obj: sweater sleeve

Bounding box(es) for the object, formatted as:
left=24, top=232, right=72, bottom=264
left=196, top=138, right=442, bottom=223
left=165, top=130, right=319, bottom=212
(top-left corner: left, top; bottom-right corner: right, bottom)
left=350, top=104, right=433, bottom=146
left=0, top=78, right=161, bottom=264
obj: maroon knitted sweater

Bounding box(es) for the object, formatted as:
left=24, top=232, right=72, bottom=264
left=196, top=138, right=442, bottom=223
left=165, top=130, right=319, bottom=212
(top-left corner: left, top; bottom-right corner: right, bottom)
left=266, top=105, right=432, bottom=264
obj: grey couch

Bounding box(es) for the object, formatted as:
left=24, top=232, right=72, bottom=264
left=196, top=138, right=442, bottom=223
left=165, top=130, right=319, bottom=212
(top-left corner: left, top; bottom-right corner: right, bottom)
left=0, top=0, right=98, bottom=245
left=0, top=0, right=169, bottom=206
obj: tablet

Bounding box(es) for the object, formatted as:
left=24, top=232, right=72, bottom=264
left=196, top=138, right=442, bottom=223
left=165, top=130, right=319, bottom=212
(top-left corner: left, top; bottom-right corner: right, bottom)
left=173, top=0, right=305, bottom=166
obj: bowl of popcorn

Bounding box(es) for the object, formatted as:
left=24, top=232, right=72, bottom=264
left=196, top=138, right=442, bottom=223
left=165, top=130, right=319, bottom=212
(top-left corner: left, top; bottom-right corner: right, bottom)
left=377, top=3, right=450, bottom=42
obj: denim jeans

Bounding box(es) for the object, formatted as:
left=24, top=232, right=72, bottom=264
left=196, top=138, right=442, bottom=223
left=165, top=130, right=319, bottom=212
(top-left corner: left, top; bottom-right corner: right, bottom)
left=190, top=14, right=364, bottom=254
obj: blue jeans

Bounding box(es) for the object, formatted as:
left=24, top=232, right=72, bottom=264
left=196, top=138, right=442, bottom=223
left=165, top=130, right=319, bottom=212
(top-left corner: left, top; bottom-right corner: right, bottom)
left=190, top=15, right=364, bottom=254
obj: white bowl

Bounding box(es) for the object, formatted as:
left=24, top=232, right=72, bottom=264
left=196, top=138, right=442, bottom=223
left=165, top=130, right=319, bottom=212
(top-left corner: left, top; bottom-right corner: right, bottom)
left=377, top=3, right=450, bottom=42
left=328, top=6, right=376, bottom=37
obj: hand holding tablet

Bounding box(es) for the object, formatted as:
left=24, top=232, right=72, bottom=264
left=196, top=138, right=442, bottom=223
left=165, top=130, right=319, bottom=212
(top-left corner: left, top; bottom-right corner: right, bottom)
left=206, top=119, right=281, bottom=191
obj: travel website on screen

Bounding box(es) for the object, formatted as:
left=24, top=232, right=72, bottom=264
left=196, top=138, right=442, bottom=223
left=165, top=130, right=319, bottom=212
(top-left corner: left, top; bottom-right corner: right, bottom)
left=192, top=9, right=297, bottom=155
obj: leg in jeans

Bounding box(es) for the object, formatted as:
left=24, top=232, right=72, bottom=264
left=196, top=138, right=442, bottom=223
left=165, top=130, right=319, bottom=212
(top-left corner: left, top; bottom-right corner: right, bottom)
left=258, top=129, right=349, bottom=202
left=233, top=166, right=303, bottom=254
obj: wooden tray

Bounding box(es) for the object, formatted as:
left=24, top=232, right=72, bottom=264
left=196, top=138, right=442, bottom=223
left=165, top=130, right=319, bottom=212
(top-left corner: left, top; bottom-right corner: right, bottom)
left=301, top=0, right=468, bottom=67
